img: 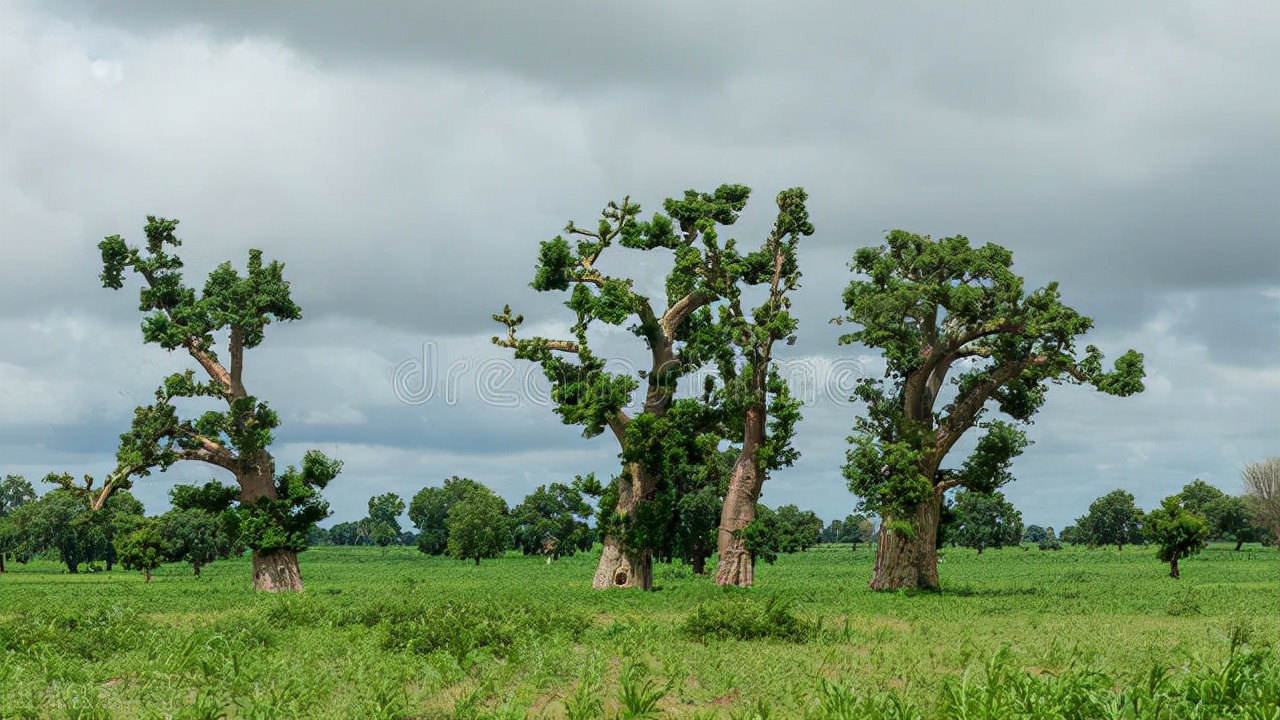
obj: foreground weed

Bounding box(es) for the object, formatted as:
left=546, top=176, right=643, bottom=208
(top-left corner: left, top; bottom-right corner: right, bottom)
left=564, top=679, right=605, bottom=720
left=616, top=662, right=671, bottom=719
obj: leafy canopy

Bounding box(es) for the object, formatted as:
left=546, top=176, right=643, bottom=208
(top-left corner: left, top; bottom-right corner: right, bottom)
left=838, top=231, right=1145, bottom=519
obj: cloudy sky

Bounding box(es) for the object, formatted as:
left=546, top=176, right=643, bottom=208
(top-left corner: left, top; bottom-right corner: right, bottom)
left=1, top=1, right=1276, bottom=530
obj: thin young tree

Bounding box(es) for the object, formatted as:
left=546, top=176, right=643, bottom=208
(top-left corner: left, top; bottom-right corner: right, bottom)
left=100, top=217, right=341, bottom=592
left=837, top=231, right=1145, bottom=590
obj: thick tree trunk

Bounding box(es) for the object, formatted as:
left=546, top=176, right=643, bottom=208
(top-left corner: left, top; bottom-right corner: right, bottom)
left=238, top=454, right=304, bottom=593
left=1169, top=554, right=1180, bottom=579
left=870, top=493, right=942, bottom=591
left=252, top=549, right=303, bottom=592
left=592, top=462, right=654, bottom=590
left=144, top=568, right=151, bottom=584
left=716, top=406, right=766, bottom=587
left=1234, top=540, right=1243, bottom=551
left=593, top=537, right=653, bottom=589
left=193, top=563, right=202, bottom=578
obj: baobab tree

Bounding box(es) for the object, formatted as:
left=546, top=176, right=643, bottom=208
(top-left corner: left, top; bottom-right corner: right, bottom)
left=836, top=231, right=1145, bottom=591
left=493, top=185, right=750, bottom=589
left=712, top=188, right=812, bottom=586
left=100, top=216, right=340, bottom=592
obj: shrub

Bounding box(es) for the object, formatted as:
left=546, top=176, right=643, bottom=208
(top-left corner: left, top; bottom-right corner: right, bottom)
left=681, top=595, right=815, bottom=643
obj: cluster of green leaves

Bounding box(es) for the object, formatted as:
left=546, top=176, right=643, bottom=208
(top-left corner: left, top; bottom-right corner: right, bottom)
left=946, top=490, right=1024, bottom=554
left=235, top=450, right=341, bottom=554
left=681, top=595, right=816, bottom=643
left=838, top=231, right=1146, bottom=522
left=1146, top=495, right=1210, bottom=576
left=742, top=503, right=825, bottom=564
left=509, top=482, right=594, bottom=558
left=408, top=476, right=488, bottom=555
left=1, top=479, right=144, bottom=573
left=1075, top=489, right=1147, bottom=551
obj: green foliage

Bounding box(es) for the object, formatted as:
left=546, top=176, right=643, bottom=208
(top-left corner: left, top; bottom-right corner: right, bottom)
left=495, top=185, right=810, bottom=572
left=114, top=518, right=166, bottom=580
left=378, top=600, right=589, bottom=662
left=445, top=485, right=511, bottom=564
left=950, top=490, right=1024, bottom=553
left=681, top=595, right=816, bottom=643
left=838, top=231, right=1145, bottom=529
left=364, top=492, right=405, bottom=547
left=1146, top=495, right=1210, bottom=576
left=235, top=450, right=341, bottom=554
left=409, top=476, right=486, bottom=555
left=510, top=482, right=594, bottom=558
left=160, top=508, right=230, bottom=574
left=99, top=217, right=340, bottom=572
left=1076, top=489, right=1146, bottom=550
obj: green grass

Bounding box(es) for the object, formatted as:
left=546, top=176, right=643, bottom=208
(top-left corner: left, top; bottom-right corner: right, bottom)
left=1, top=543, right=1277, bottom=718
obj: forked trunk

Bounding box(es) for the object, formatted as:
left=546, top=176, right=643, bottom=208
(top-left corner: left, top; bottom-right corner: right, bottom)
left=252, top=549, right=303, bottom=592
left=716, top=406, right=766, bottom=587
left=1169, top=554, right=1180, bottom=579
left=592, top=462, right=654, bottom=590
left=870, top=492, right=942, bottom=591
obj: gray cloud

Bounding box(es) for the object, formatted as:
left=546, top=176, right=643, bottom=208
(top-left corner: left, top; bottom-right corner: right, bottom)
left=2, top=1, right=1277, bottom=530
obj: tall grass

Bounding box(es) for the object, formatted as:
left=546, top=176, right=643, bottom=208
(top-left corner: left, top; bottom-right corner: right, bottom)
left=0, top=542, right=1275, bottom=717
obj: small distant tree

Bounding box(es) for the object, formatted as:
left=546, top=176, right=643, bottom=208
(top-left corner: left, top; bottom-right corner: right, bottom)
left=1076, top=490, right=1145, bottom=551
left=0, top=475, right=36, bottom=572
left=773, top=505, right=824, bottom=553
left=511, top=482, right=594, bottom=560
left=1023, top=525, right=1047, bottom=544
left=366, top=493, right=406, bottom=547
left=1145, top=496, right=1209, bottom=579
left=446, top=487, right=511, bottom=565
left=328, top=522, right=361, bottom=546
left=161, top=508, right=227, bottom=577
left=1241, top=457, right=1280, bottom=549
left=169, top=480, right=242, bottom=560
left=1038, top=527, right=1062, bottom=550
left=1202, top=495, right=1261, bottom=550
left=115, top=518, right=167, bottom=583
left=1178, top=479, right=1225, bottom=515
left=409, top=477, right=487, bottom=555
left=1059, top=525, right=1081, bottom=545
left=950, top=490, right=1023, bottom=555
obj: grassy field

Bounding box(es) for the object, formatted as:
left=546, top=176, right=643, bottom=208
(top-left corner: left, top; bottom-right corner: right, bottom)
left=1, top=543, right=1277, bottom=719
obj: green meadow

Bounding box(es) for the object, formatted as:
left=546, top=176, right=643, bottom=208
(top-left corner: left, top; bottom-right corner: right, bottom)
left=1, top=543, right=1277, bottom=719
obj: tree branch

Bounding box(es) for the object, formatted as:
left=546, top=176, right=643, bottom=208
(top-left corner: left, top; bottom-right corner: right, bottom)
left=229, top=327, right=246, bottom=398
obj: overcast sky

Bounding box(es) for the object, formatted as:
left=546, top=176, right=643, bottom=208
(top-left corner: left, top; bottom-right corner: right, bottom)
left=1, top=1, right=1276, bottom=530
